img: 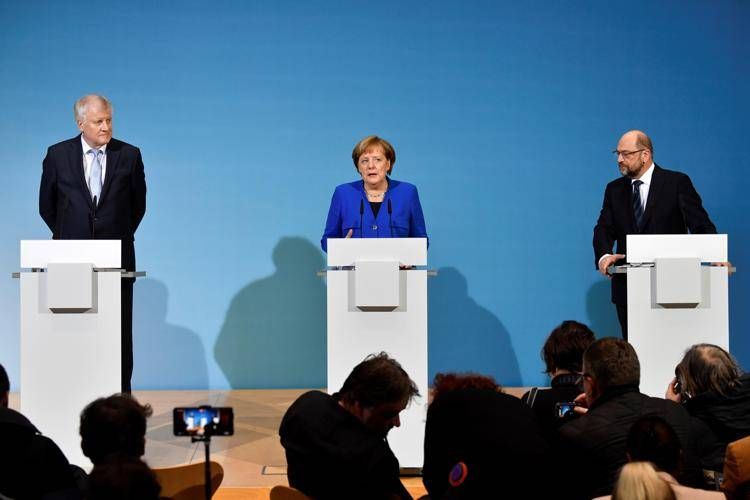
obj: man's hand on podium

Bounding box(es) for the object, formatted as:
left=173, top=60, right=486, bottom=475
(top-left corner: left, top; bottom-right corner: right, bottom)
left=345, top=228, right=353, bottom=238
left=598, top=254, right=625, bottom=277
left=711, top=261, right=734, bottom=275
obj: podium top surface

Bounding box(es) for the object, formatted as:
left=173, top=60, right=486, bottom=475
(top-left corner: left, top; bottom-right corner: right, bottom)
left=20, top=240, right=121, bottom=268
left=626, top=234, right=727, bottom=263
left=327, top=238, right=427, bottom=266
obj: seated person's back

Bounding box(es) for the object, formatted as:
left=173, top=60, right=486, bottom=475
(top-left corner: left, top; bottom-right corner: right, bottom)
left=279, top=353, right=418, bottom=500
left=423, top=373, right=554, bottom=499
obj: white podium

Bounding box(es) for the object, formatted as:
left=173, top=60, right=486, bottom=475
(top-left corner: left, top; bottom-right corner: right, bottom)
left=326, top=238, right=428, bottom=469
left=16, top=240, right=138, bottom=468
left=625, top=234, right=729, bottom=397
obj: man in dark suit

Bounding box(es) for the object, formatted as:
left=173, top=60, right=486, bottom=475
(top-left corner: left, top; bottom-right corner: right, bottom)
left=593, top=130, right=716, bottom=340
left=39, top=94, right=146, bottom=393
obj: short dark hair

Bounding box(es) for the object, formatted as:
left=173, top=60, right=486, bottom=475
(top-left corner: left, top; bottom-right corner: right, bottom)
left=541, top=320, right=596, bottom=374
left=0, top=363, right=9, bottom=394
left=339, top=352, right=419, bottom=408
left=583, top=338, right=640, bottom=392
left=88, top=455, right=161, bottom=500
left=627, top=416, right=682, bottom=478
left=80, top=394, right=153, bottom=464
left=676, top=344, right=741, bottom=398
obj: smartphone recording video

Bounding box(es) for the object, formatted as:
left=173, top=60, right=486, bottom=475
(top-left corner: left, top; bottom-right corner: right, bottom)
left=173, top=406, right=234, bottom=436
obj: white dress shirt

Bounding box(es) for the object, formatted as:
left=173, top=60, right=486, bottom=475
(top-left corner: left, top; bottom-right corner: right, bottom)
left=81, top=135, right=108, bottom=191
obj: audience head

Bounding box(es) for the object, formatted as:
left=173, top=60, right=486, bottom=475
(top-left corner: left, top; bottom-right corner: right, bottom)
left=675, top=343, right=742, bottom=399
left=541, top=320, right=596, bottom=375
left=87, top=455, right=161, bottom=500
left=613, top=462, right=675, bottom=500
left=626, top=416, right=682, bottom=478
left=0, top=362, right=9, bottom=408
left=582, top=338, right=640, bottom=405
left=431, top=372, right=501, bottom=402
left=338, top=352, right=419, bottom=437
left=80, top=393, right=153, bottom=465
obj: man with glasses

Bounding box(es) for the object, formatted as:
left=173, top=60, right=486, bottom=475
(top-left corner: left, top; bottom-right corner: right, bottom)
left=593, top=130, right=716, bottom=340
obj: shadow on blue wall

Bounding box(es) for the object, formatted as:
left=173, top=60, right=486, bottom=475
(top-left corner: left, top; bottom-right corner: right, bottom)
left=214, top=237, right=326, bottom=389
left=428, top=267, right=521, bottom=386
left=586, top=280, right=626, bottom=339
left=133, top=278, right=208, bottom=390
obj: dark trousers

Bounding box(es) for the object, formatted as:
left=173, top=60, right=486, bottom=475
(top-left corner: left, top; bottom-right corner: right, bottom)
left=616, top=303, right=628, bottom=342
left=121, top=278, right=134, bottom=393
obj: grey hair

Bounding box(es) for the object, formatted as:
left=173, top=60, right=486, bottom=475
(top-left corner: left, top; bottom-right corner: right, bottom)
left=74, top=94, right=112, bottom=124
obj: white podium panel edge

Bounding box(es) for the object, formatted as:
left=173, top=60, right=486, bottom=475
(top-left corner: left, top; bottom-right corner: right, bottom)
left=21, top=240, right=121, bottom=268
left=327, top=238, right=427, bottom=266
left=626, top=234, right=727, bottom=263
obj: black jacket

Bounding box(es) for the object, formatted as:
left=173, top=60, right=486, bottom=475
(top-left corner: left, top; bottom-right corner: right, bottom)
left=423, top=388, right=554, bottom=499
left=593, top=165, right=716, bottom=305
left=558, top=386, right=703, bottom=499
left=279, top=391, right=411, bottom=500
left=685, top=374, right=750, bottom=471
left=39, top=135, right=146, bottom=271
left=522, top=373, right=583, bottom=445
left=0, top=407, right=81, bottom=499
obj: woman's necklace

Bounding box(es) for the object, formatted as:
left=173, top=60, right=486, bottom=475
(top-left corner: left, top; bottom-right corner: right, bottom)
left=365, top=190, right=386, bottom=200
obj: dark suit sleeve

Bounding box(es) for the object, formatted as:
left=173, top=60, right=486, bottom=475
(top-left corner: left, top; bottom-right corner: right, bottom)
left=593, top=184, right=617, bottom=268
left=130, top=148, right=146, bottom=233
left=678, top=174, right=717, bottom=234
left=39, top=147, right=58, bottom=234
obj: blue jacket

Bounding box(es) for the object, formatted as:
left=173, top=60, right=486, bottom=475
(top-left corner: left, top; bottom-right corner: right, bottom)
left=321, top=179, right=428, bottom=252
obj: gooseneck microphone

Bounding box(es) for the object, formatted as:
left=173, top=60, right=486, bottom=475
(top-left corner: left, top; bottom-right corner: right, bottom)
left=388, top=199, right=394, bottom=236
left=359, top=199, right=364, bottom=238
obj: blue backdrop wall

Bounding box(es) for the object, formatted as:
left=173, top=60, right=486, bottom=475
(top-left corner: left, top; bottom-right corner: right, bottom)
left=1, top=1, right=748, bottom=390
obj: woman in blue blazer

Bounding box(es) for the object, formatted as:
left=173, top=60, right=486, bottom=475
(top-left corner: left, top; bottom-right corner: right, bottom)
left=321, top=136, right=428, bottom=252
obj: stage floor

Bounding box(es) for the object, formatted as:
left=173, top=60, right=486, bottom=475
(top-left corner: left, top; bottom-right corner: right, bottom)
left=8, top=387, right=529, bottom=499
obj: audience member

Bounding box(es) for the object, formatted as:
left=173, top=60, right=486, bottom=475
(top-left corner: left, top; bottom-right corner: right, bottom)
left=522, top=320, right=596, bottom=442
left=279, top=352, right=419, bottom=500
left=722, top=435, right=750, bottom=500
left=79, top=393, right=153, bottom=465
left=666, top=343, right=750, bottom=471
left=611, top=462, right=676, bottom=500
left=87, top=454, right=161, bottom=500
left=595, top=416, right=724, bottom=499
left=558, top=338, right=703, bottom=498
left=422, top=373, right=554, bottom=499
left=0, top=362, right=81, bottom=499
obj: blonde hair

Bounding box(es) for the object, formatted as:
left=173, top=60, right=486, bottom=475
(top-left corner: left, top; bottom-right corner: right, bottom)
left=613, top=462, right=675, bottom=500
left=351, top=135, right=395, bottom=174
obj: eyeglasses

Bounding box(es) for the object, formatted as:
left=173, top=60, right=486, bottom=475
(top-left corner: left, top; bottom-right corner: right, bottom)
left=612, top=149, right=645, bottom=158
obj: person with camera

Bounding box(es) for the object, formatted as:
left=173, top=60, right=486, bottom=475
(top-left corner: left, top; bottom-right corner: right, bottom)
left=521, top=320, right=596, bottom=444
left=666, top=344, right=750, bottom=472
left=279, top=353, right=418, bottom=500
left=558, top=338, right=703, bottom=499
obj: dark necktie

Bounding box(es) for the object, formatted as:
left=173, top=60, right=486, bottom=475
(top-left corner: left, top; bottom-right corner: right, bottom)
left=632, top=179, right=644, bottom=231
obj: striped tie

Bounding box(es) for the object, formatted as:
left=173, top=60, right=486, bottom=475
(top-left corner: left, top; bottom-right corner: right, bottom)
left=632, top=179, right=644, bottom=231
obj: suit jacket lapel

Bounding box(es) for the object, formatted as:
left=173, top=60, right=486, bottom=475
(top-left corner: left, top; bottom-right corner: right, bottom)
left=70, top=136, right=93, bottom=210
left=99, top=139, right=120, bottom=204
left=640, top=165, right=663, bottom=231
